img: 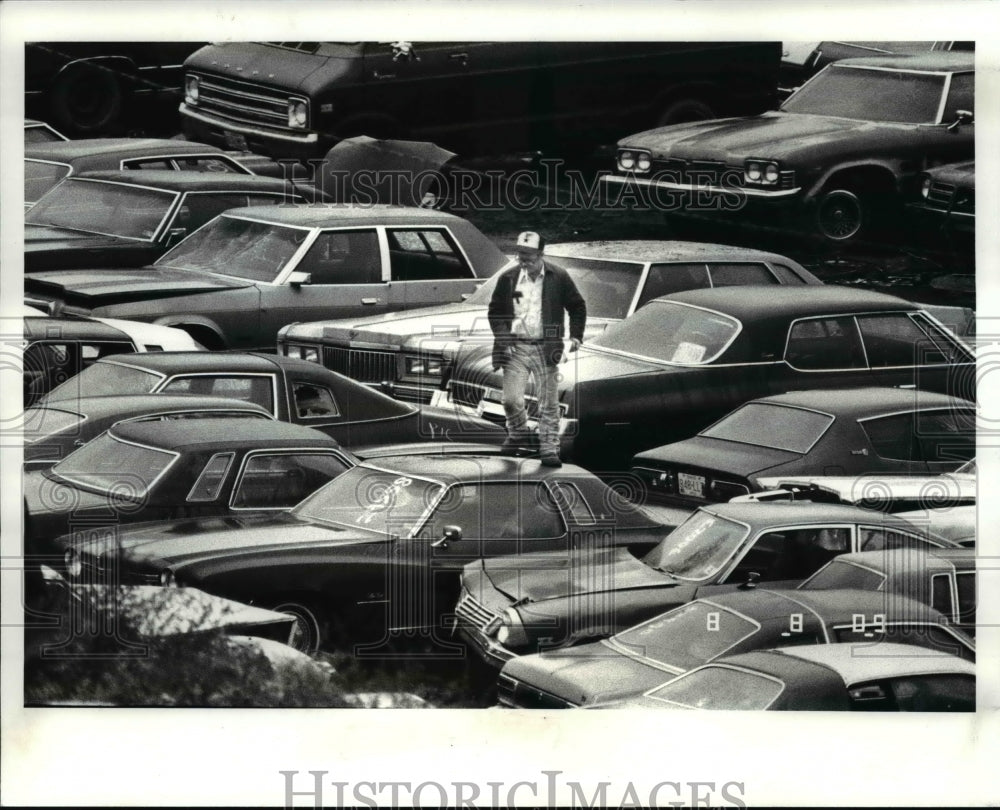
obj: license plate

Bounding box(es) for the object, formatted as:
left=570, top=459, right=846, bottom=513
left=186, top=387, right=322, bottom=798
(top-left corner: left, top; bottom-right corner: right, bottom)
left=223, top=130, right=248, bottom=151
left=677, top=472, right=706, bottom=498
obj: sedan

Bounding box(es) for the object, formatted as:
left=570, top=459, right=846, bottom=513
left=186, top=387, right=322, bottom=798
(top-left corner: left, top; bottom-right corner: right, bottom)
left=25, top=170, right=305, bottom=272
left=908, top=159, right=975, bottom=242
left=24, top=394, right=274, bottom=470
left=25, top=204, right=509, bottom=350
left=444, top=286, right=975, bottom=469
left=598, top=643, right=975, bottom=711
left=56, top=452, right=673, bottom=652
left=39, top=352, right=505, bottom=448
left=456, top=500, right=959, bottom=668
left=496, top=588, right=975, bottom=708
left=630, top=387, right=975, bottom=508
left=603, top=53, right=974, bottom=243
left=278, top=240, right=821, bottom=404
left=24, top=417, right=356, bottom=556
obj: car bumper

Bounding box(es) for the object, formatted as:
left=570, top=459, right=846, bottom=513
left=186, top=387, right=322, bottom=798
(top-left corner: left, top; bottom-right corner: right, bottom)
left=457, top=624, right=518, bottom=668
left=904, top=202, right=975, bottom=235
left=180, top=104, right=326, bottom=161
left=600, top=173, right=802, bottom=202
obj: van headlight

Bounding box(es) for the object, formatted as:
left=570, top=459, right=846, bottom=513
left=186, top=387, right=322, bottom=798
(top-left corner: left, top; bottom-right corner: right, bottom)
left=64, top=549, right=82, bottom=578
left=159, top=568, right=178, bottom=588
left=288, top=99, right=308, bottom=128
left=184, top=75, right=200, bottom=105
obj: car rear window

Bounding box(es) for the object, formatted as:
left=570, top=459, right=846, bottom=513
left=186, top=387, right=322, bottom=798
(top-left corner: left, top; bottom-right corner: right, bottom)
left=700, top=403, right=834, bottom=453
left=24, top=160, right=71, bottom=204
left=22, top=408, right=85, bottom=444
left=645, top=665, right=784, bottom=710
left=44, top=361, right=162, bottom=402
left=51, top=432, right=177, bottom=497
left=800, top=559, right=887, bottom=591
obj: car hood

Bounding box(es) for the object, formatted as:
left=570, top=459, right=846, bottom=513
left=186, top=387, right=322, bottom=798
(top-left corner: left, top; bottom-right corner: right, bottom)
left=479, top=546, right=678, bottom=604
left=502, top=641, right=670, bottom=705
left=24, top=266, right=255, bottom=306
left=64, top=513, right=390, bottom=566
left=187, top=42, right=354, bottom=95
left=319, top=305, right=492, bottom=348
left=24, top=224, right=135, bottom=250
left=633, top=436, right=800, bottom=479
left=619, top=111, right=917, bottom=162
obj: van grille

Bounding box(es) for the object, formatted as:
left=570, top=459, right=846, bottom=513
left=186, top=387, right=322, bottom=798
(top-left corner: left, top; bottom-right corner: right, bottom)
left=190, top=72, right=296, bottom=132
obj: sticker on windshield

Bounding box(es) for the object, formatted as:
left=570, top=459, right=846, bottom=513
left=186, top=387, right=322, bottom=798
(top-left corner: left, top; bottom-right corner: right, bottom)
left=356, top=475, right=413, bottom=524
left=672, top=341, right=706, bottom=363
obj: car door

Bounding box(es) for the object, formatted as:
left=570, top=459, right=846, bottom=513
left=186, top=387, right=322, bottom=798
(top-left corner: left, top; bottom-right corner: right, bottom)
left=385, top=226, right=479, bottom=308
left=257, top=228, right=390, bottom=341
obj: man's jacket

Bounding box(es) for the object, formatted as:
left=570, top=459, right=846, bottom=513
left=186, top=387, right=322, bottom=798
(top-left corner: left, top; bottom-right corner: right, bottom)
left=488, top=262, right=587, bottom=369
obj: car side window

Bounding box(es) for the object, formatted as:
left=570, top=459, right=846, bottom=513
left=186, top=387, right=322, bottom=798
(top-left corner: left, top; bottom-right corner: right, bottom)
left=427, top=482, right=564, bottom=540
left=860, top=413, right=920, bottom=462
left=858, top=526, right=939, bottom=551
left=888, top=675, right=976, bottom=711
left=728, top=527, right=849, bottom=583
left=707, top=263, right=778, bottom=287
left=296, top=230, right=381, bottom=284
left=174, top=157, right=244, bottom=173
left=293, top=382, right=340, bottom=418
left=125, top=159, right=174, bottom=170
left=931, top=573, right=953, bottom=617
left=785, top=317, right=866, bottom=370
left=856, top=314, right=934, bottom=368
left=161, top=375, right=275, bottom=412
left=955, top=571, right=976, bottom=634
left=387, top=228, right=474, bottom=281
left=231, top=452, right=352, bottom=509
left=770, top=264, right=807, bottom=284
left=915, top=408, right=976, bottom=464
left=942, top=72, right=974, bottom=121
left=186, top=452, right=235, bottom=502
left=639, top=263, right=710, bottom=305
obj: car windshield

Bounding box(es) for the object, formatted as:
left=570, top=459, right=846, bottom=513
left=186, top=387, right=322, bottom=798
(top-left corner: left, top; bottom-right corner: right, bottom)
left=25, top=161, right=71, bottom=204
left=25, top=179, right=177, bottom=240
left=49, top=432, right=177, bottom=497
left=156, top=215, right=312, bottom=281
left=590, top=300, right=739, bottom=363
left=613, top=602, right=757, bottom=671
left=44, top=362, right=162, bottom=402
left=292, top=465, right=444, bottom=536
left=781, top=65, right=948, bottom=123
left=643, top=510, right=751, bottom=581
left=22, top=408, right=85, bottom=443
left=465, top=257, right=643, bottom=320
left=645, top=666, right=784, bottom=710
left=700, top=403, right=834, bottom=453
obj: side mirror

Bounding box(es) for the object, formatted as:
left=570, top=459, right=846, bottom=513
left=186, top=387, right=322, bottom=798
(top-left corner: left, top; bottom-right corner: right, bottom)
left=287, top=271, right=312, bottom=288
left=431, top=525, right=462, bottom=549
left=738, top=571, right=761, bottom=590
left=947, top=109, right=974, bottom=132
left=165, top=227, right=187, bottom=247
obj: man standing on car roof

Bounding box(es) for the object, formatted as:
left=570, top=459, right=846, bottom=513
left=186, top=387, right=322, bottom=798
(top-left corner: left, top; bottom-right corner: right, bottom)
left=488, top=231, right=586, bottom=468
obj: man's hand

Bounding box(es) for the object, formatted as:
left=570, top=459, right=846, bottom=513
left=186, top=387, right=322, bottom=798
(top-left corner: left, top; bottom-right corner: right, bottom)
left=568, top=338, right=581, bottom=353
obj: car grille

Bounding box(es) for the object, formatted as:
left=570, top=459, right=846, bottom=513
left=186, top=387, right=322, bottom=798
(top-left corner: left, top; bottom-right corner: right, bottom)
left=455, top=589, right=502, bottom=632
left=190, top=72, right=295, bottom=133
left=927, top=181, right=975, bottom=214
left=927, top=181, right=956, bottom=208
left=323, top=346, right=398, bottom=384
left=649, top=158, right=795, bottom=190
left=497, top=674, right=578, bottom=709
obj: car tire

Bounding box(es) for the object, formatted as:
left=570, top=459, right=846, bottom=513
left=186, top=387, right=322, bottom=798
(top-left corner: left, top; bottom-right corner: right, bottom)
left=814, top=187, right=868, bottom=242
left=270, top=599, right=324, bottom=653
left=656, top=97, right=716, bottom=127
left=49, top=62, right=125, bottom=135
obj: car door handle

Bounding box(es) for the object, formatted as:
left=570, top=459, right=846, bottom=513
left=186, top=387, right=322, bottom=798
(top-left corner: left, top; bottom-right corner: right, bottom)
left=372, top=70, right=396, bottom=80
left=361, top=297, right=379, bottom=305
left=449, top=52, right=468, bottom=63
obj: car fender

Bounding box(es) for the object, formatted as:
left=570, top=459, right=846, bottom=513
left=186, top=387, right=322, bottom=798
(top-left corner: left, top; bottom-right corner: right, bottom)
left=151, top=316, right=227, bottom=350
left=803, top=158, right=907, bottom=200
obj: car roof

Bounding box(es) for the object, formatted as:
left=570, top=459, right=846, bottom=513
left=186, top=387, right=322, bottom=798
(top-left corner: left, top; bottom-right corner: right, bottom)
left=107, top=416, right=341, bottom=450
left=26, top=138, right=227, bottom=162
left=703, top=499, right=949, bottom=534
left=97, top=351, right=287, bottom=374
left=220, top=203, right=473, bottom=228
left=823, top=547, right=976, bottom=575
left=29, top=394, right=274, bottom=420
left=360, top=452, right=595, bottom=483
left=545, top=240, right=805, bottom=266
left=710, top=587, right=941, bottom=624
left=835, top=52, right=975, bottom=72
left=70, top=170, right=290, bottom=192
left=656, top=285, right=918, bottom=319
left=772, top=642, right=975, bottom=679
left=750, top=386, right=971, bottom=416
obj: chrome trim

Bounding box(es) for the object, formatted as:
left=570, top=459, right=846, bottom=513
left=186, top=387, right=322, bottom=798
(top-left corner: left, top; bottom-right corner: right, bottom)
left=180, top=103, right=320, bottom=144
left=600, top=173, right=802, bottom=199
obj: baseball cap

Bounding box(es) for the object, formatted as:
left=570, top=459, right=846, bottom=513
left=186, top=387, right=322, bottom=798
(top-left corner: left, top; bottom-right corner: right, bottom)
left=516, top=231, right=545, bottom=252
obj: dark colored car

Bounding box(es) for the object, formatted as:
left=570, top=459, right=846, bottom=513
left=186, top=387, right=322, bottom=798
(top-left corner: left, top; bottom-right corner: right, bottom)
left=496, top=588, right=975, bottom=708
left=597, top=642, right=975, bottom=711
left=179, top=41, right=781, bottom=161
left=25, top=170, right=305, bottom=272
left=22, top=309, right=202, bottom=407
left=57, top=452, right=672, bottom=651
left=39, top=352, right=504, bottom=448
left=25, top=41, right=202, bottom=136
left=24, top=138, right=270, bottom=208
left=26, top=204, right=509, bottom=350
left=443, top=286, right=975, bottom=469
left=278, top=240, right=821, bottom=404
left=800, top=548, right=976, bottom=636
left=23, top=394, right=274, bottom=471
left=24, top=417, right=356, bottom=554
left=24, top=119, right=67, bottom=143
left=908, top=160, right=975, bottom=240
left=604, top=53, right=974, bottom=243
left=456, top=500, right=959, bottom=668
left=630, top=387, right=976, bottom=508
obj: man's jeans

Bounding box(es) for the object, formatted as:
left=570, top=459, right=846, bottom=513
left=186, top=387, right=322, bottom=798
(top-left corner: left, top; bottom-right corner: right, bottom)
left=502, top=341, right=560, bottom=456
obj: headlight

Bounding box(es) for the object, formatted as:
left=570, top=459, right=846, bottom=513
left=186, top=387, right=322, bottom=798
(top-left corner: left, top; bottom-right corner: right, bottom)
left=921, top=177, right=933, bottom=199
left=636, top=153, right=652, bottom=172
left=286, top=344, right=320, bottom=362
left=746, top=161, right=762, bottom=182
left=159, top=569, right=177, bottom=587
left=617, top=149, right=651, bottom=174
left=745, top=159, right=780, bottom=185
left=64, top=549, right=82, bottom=578
left=184, top=75, right=200, bottom=105
left=288, top=99, right=308, bottom=128
left=764, top=164, right=779, bottom=184
left=618, top=150, right=636, bottom=170
left=496, top=608, right=529, bottom=648
left=405, top=355, right=444, bottom=376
